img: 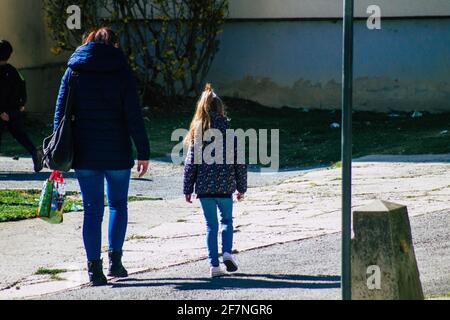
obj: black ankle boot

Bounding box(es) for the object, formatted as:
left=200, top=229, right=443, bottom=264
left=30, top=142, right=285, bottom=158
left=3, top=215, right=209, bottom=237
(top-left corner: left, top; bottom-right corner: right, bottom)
left=87, top=260, right=108, bottom=286
left=108, top=250, right=128, bottom=278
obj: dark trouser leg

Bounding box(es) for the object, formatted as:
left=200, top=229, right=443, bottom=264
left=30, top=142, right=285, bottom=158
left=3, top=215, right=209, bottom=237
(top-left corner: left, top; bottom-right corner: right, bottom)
left=0, top=121, right=5, bottom=153
left=6, top=115, right=37, bottom=158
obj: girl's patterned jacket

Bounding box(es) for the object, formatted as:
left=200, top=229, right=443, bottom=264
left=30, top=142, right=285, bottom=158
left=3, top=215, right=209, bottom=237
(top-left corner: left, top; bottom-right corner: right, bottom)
left=183, top=113, right=248, bottom=196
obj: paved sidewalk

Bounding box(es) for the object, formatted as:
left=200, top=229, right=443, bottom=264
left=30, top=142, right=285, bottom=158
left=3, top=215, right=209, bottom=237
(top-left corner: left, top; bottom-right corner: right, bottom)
left=1, top=155, right=450, bottom=299
left=0, top=156, right=302, bottom=199
left=42, top=210, right=450, bottom=300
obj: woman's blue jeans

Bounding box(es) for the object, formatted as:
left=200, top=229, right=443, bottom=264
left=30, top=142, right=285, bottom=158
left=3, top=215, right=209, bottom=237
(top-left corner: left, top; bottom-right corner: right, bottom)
left=76, top=169, right=131, bottom=262
left=199, top=198, right=234, bottom=267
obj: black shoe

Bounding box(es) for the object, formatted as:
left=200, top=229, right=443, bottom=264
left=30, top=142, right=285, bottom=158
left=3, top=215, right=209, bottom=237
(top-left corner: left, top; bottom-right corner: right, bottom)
left=87, top=260, right=108, bottom=286
left=32, top=148, right=44, bottom=173
left=108, top=250, right=128, bottom=278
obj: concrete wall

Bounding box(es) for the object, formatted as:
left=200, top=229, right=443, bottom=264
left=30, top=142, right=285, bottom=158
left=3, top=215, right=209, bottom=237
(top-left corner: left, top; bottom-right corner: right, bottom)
left=2, top=0, right=450, bottom=113
left=0, top=0, right=67, bottom=115
left=207, top=18, right=450, bottom=112
left=228, top=0, right=450, bottom=19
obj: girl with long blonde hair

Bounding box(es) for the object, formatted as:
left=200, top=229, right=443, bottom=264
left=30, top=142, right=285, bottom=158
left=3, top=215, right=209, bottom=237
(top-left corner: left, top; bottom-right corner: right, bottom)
left=183, top=84, right=247, bottom=278
left=184, top=83, right=226, bottom=146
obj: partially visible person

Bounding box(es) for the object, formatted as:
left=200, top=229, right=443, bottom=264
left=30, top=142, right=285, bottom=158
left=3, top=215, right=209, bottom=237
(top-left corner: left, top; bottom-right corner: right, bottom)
left=53, top=28, right=150, bottom=286
left=0, top=40, right=43, bottom=172
left=183, top=84, right=248, bottom=278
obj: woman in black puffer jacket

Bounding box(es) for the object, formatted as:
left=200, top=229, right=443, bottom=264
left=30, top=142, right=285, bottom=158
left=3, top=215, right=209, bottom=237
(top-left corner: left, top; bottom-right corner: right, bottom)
left=53, top=28, right=150, bottom=286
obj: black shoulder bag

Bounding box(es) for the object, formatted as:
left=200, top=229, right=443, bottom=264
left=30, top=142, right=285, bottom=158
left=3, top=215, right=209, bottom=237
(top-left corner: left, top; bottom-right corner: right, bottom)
left=42, top=71, right=78, bottom=172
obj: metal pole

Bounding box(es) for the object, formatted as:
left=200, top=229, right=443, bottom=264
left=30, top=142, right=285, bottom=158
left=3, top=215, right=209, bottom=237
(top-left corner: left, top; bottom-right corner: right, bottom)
left=342, top=0, right=354, bottom=301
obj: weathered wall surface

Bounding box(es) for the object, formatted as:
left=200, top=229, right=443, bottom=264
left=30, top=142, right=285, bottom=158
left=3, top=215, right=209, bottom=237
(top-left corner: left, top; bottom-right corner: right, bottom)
left=1, top=0, right=450, bottom=113
left=229, top=0, right=450, bottom=19
left=207, top=19, right=450, bottom=112
left=0, top=0, right=67, bottom=114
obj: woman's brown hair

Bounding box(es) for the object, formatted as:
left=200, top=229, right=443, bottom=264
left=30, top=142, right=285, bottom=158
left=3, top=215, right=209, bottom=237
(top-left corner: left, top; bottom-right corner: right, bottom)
left=83, top=27, right=119, bottom=47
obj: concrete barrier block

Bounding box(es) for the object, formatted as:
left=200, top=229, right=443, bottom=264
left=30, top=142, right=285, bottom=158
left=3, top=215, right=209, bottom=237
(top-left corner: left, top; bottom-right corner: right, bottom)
left=351, top=200, right=424, bottom=300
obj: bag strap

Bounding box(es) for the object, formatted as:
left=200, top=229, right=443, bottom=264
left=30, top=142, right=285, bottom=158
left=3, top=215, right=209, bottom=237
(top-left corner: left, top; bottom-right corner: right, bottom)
left=63, top=70, right=79, bottom=119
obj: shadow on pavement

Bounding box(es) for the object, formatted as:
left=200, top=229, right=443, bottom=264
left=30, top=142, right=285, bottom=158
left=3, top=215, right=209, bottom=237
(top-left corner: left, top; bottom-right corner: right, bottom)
left=0, top=172, right=76, bottom=182
left=353, top=154, right=450, bottom=163
left=112, top=274, right=341, bottom=291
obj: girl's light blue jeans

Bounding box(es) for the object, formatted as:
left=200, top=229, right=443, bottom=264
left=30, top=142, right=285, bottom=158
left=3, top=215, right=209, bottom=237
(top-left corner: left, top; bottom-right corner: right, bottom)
left=199, top=198, right=234, bottom=267
left=75, top=169, right=131, bottom=262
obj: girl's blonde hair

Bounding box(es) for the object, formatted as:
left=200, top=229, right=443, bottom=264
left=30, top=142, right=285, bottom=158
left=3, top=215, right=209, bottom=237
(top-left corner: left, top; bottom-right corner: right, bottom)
left=184, top=83, right=226, bottom=145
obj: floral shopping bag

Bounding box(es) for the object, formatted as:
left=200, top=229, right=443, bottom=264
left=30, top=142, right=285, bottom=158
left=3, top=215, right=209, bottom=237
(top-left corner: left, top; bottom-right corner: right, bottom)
left=37, top=171, right=65, bottom=224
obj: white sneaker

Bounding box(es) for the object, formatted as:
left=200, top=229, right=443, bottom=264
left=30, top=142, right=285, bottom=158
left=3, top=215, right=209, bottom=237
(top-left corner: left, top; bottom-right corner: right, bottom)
left=210, top=266, right=227, bottom=278
left=223, top=253, right=239, bottom=272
